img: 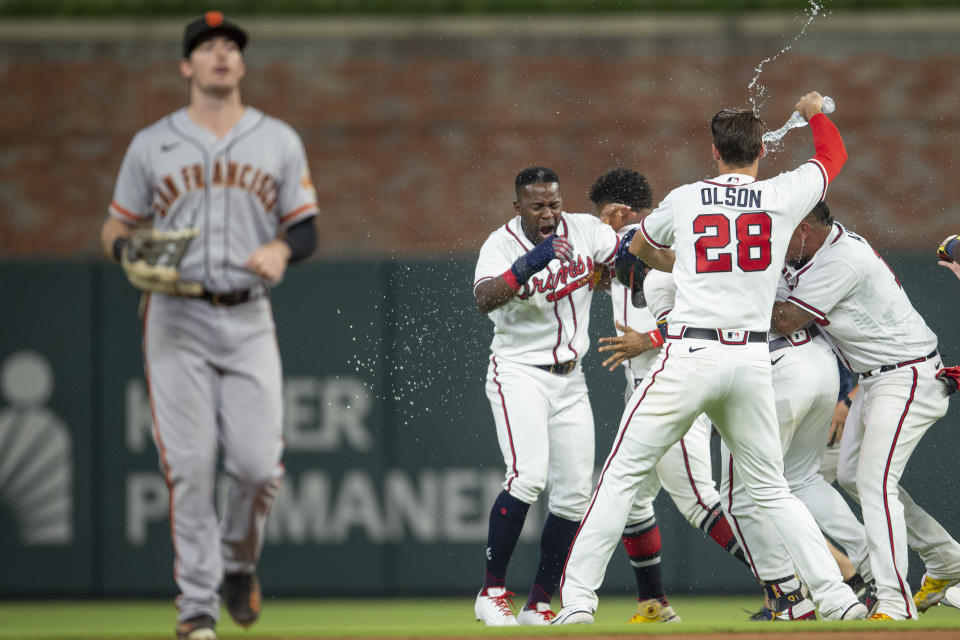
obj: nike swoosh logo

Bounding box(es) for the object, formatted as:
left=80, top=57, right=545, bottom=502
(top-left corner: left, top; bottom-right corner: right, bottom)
left=771, top=355, right=785, bottom=366
left=688, top=346, right=707, bottom=353
left=160, top=141, right=182, bottom=152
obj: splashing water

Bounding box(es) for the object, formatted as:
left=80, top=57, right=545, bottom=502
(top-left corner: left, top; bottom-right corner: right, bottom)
left=748, top=0, right=824, bottom=115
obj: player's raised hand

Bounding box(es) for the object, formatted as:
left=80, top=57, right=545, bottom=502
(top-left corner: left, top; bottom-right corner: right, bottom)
left=512, top=234, right=574, bottom=284
left=245, top=239, right=291, bottom=283
left=795, top=91, right=825, bottom=122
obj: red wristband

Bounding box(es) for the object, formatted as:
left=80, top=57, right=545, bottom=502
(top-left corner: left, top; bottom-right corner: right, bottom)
left=647, top=330, right=664, bottom=348
left=501, top=268, right=521, bottom=292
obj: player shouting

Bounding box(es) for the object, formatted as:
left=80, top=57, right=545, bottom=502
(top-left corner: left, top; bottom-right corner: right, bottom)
left=555, top=92, right=866, bottom=624
left=471, top=166, right=619, bottom=625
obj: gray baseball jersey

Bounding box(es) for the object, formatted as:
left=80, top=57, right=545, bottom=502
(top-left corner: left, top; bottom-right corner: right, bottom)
left=110, top=106, right=317, bottom=624
left=109, top=106, right=318, bottom=291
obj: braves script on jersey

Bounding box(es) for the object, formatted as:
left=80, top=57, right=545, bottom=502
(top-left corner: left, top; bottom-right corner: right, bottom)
left=474, top=213, right=618, bottom=364
left=110, top=107, right=317, bottom=292
left=781, top=223, right=937, bottom=372
left=640, top=164, right=827, bottom=332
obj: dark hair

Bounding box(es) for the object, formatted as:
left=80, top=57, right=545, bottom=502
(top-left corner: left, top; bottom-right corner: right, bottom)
left=806, top=201, right=834, bottom=226
left=588, top=168, right=653, bottom=211
left=711, top=108, right=765, bottom=168
left=515, top=166, right=559, bottom=197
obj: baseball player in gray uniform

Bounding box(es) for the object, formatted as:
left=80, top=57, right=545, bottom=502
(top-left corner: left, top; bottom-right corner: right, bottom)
left=472, top=166, right=618, bottom=626
left=772, top=204, right=960, bottom=620
left=99, top=13, right=318, bottom=640
left=555, top=92, right=866, bottom=624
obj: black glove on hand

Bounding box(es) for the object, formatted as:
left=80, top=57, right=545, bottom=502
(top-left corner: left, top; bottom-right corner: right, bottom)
left=614, top=228, right=649, bottom=294
left=510, top=234, right=574, bottom=284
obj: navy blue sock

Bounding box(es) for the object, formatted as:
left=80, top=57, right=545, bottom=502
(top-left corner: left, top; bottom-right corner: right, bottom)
left=526, top=512, right=580, bottom=609
left=481, top=491, right=530, bottom=591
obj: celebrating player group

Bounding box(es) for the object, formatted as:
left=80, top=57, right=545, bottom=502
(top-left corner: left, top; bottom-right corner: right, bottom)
left=472, top=90, right=960, bottom=625
left=97, top=11, right=960, bottom=638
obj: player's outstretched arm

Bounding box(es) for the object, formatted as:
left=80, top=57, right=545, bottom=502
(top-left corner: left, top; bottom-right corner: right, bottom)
left=628, top=228, right=675, bottom=273
left=770, top=300, right=817, bottom=335
left=597, top=321, right=663, bottom=371
left=940, top=261, right=960, bottom=280
left=796, top=92, right=847, bottom=183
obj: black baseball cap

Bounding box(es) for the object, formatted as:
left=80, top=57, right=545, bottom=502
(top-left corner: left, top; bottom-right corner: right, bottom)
left=182, top=11, right=247, bottom=58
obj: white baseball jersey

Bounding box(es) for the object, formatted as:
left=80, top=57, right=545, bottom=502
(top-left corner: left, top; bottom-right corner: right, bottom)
left=609, top=227, right=659, bottom=386
left=109, top=107, right=318, bottom=292
left=642, top=269, right=678, bottom=329
left=474, top=213, right=618, bottom=365
left=782, top=223, right=938, bottom=372
left=640, top=165, right=828, bottom=331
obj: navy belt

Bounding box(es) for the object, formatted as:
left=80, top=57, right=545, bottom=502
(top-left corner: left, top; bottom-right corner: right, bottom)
left=861, top=350, right=939, bottom=378
left=201, top=289, right=254, bottom=306
left=534, top=361, right=577, bottom=375
left=674, top=327, right=767, bottom=344
left=769, top=325, right=821, bottom=353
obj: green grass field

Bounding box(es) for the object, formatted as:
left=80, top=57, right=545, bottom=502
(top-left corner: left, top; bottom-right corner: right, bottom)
left=2, top=596, right=960, bottom=640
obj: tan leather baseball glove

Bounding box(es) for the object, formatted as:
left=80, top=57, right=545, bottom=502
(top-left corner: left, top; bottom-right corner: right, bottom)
left=121, top=228, right=203, bottom=296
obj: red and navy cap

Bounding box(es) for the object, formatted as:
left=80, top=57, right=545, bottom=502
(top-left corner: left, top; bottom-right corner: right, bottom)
left=183, top=11, right=248, bottom=58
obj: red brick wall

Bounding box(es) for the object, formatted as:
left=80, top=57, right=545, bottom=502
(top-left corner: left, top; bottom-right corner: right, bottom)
left=1, top=15, right=958, bottom=259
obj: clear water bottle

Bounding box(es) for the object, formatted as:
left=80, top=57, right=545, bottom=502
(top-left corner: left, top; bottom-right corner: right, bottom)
left=762, top=96, right=836, bottom=144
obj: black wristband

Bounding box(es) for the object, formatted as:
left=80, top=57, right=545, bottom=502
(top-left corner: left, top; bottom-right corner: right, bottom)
left=285, top=216, right=317, bottom=263
left=842, top=395, right=852, bottom=407
left=112, top=237, right=129, bottom=261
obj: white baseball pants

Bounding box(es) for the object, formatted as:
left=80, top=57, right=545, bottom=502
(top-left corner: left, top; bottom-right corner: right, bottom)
left=485, top=357, right=595, bottom=519
left=722, top=337, right=872, bottom=583
left=559, top=336, right=857, bottom=619
left=836, top=357, right=960, bottom=620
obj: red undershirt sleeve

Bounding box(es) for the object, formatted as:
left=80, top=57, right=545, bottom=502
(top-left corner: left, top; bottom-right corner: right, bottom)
left=809, top=112, right=848, bottom=183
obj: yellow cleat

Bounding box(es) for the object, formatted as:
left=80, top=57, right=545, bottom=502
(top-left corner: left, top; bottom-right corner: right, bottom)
left=914, top=574, right=960, bottom=613
left=627, top=599, right=681, bottom=623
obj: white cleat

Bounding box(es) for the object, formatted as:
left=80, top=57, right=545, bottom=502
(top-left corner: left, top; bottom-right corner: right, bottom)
left=474, top=587, right=518, bottom=626
left=552, top=604, right=595, bottom=625
left=941, top=585, right=960, bottom=609
left=840, top=601, right=868, bottom=620
left=517, top=601, right=556, bottom=625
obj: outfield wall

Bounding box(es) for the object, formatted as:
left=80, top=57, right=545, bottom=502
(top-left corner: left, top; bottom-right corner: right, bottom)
left=1, top=256, right=958, bottom=598
left=2, top=12, right=960, bottom=260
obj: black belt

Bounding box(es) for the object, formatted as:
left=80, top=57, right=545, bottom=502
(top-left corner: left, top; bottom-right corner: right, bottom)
left=675, top=327, right=767, bottom=344
left=862, top=350, right=939, bottom=378
left=200, top=289, right=255, bottom=306
left=769, top=325, right=821, bottom=353
left=534, top=361, right=577, bottom=375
